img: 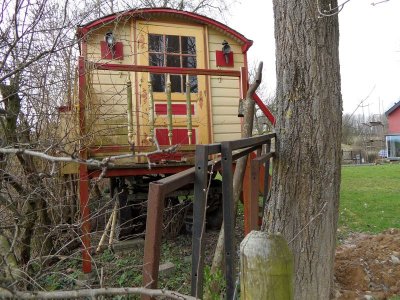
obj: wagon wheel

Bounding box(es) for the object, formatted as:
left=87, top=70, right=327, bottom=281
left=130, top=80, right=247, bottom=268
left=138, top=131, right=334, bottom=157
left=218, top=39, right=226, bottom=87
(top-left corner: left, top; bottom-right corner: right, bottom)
left=163, top=197, right=188, bottom=239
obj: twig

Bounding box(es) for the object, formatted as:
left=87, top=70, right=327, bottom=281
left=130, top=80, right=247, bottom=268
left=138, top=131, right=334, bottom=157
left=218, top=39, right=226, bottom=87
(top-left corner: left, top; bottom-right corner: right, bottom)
left=0, top=287, right=199, bottom=299
left=288, top=202, right=328, bottom=244
left=371, top=0, right=390, bottom=6
left=95, top=203, right=116, bottom=254
left=0, top=144, right=179, bottom=173
left=317, top=0, right=351, bottom=17
left=108, top=202, right=118, bottom=248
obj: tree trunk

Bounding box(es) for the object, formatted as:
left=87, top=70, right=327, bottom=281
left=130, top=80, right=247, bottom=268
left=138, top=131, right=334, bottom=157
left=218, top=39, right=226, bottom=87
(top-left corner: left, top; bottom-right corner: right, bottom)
left=0, top=78, right=54, bottom=268
left=265, top=1, right=342, bottom=299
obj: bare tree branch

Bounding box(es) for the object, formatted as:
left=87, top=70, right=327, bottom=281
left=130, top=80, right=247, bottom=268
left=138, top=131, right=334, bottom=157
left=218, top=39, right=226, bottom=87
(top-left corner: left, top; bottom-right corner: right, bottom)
left=0, top=287, right=199, bottom=299
left=0, top=144, right=179, bottom=170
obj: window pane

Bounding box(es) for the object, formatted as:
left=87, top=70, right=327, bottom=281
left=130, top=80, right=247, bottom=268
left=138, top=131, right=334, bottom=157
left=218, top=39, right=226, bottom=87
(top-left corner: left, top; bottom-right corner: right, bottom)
left=167, top=55, right=181, bottom=67
left=170, top=75, right=182, bottom=93
left=151, top=74, right=165, bottom=92
left=182, top=36, right=196, bottom=54
left=183, top=75, right=198, bottom=93
left=387, top=135, right=400, bottom=157
left=166, top=35, right=180, bottom=53
left=183, top=56, right=197, bottom=68
left=149, top=53, right=164, bottom=66
left=149, top=34, right=164, bottom=52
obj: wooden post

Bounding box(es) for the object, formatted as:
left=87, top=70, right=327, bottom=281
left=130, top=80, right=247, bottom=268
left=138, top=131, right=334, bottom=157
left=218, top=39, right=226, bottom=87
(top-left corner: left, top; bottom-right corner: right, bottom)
left=126, top=80, right=134, bottom=144
left=148, top=79, right=155, bottom=139
left=240, top=231, right=293, bottom=299
left=78, top=56, right=91, bottom=273
left=166, top=74, right=173, bottom=145
left=185, top=74, right=193, bottom=144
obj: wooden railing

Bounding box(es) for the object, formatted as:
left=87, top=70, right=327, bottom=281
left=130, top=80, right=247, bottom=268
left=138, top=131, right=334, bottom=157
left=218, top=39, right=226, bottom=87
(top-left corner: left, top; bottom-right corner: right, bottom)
left=141, top=133, right=276, bottom=300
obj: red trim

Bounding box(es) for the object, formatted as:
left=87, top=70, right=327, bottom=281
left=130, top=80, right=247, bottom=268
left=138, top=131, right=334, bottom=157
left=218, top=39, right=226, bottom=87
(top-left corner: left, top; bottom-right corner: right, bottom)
left=155, top=128, right=196, bottom=145
left=78, top=57, right=86, bottom=136
left=155, top=103, right=194, bottom=115
left=78, top=56, right=91, bottom=273
left=216, top=51, right=234, bottom=67
left=253, top=93, right=276, bottom=126
left=100, top=41, right=124, bottom=60
left=79, top=165, right=91, bottom=273
left=78, top=8, right=252, bottom=53
left=240, top=67, right=248, bottom=100
left=93, top=62, right=241, bottom=77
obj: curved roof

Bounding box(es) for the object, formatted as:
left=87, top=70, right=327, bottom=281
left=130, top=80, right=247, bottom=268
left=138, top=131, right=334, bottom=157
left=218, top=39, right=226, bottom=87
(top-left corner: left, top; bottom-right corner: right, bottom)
left=77, top=7, right=253, bottom=53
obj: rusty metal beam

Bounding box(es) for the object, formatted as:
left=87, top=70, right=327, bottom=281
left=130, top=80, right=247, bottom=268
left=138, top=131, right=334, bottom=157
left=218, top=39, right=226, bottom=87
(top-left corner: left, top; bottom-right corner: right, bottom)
left=141, top=135, right=275, bottom=299
left=191, top=145, right=209, bottom=298
left=221, top=141, right=235, bottom=299
left=142, top=182, right=166, bottom=300
left=249, top=150, right=275, bottom=233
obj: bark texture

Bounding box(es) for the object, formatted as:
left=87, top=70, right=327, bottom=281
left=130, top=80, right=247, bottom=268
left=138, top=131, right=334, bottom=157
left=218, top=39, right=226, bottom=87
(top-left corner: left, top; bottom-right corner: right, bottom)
left=265, top=1, right=342, bottom=299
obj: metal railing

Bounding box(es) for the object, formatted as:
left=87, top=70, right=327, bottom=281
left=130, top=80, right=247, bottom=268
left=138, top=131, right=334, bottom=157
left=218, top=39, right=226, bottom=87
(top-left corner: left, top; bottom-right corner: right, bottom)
left=141, top=133, right=276, bottom=300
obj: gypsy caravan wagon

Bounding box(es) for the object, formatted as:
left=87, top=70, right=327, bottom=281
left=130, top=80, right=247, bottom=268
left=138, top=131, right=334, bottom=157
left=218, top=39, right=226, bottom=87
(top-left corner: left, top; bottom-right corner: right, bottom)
left=58, top=7, right=274, bottom=273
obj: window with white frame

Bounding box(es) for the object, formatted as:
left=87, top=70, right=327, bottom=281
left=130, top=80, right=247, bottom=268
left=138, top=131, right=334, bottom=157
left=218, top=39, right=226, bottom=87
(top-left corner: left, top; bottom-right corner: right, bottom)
left=148, top=34, right=198, bottom=93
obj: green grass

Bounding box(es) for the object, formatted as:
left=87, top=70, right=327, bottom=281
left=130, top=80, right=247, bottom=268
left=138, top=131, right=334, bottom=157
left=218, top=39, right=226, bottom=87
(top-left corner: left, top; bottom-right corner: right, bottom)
left=339, top=163, right=400, bottom=236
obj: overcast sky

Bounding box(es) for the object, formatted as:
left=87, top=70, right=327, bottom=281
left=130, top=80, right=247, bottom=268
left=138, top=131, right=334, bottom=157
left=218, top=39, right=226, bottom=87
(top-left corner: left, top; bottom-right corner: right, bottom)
left=227, top=0, right=400, bottom=115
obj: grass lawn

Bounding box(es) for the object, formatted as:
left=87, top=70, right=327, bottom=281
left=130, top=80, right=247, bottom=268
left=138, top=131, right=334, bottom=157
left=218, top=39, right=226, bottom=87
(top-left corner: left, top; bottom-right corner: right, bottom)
left=339, top=163, right=400, bottom=236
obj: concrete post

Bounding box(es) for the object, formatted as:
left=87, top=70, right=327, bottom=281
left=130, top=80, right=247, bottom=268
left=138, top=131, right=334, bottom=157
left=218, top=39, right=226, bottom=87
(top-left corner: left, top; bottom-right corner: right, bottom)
left=240, top=231, right=293, bottom=299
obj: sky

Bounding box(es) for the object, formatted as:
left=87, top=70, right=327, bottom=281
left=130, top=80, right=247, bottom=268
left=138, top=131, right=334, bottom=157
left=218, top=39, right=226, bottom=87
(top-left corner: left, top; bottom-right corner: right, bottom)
left=227, top=0, right=400, bottom=115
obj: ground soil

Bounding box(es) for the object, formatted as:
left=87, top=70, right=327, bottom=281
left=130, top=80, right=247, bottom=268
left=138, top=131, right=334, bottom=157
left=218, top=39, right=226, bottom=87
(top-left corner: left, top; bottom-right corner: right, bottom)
left=334, top=228, right=400, bottom=300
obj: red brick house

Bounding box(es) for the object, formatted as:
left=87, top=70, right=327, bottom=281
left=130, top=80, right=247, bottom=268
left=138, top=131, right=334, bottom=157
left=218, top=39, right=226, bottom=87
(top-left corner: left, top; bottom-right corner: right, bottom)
left=385, top=101, right=400, bottom=159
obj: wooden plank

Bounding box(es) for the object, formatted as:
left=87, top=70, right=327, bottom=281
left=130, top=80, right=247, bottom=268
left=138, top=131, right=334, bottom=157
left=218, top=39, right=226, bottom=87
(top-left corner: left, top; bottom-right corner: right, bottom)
left=88, top=125, right=128, bottom=135
left=89, top=90, right=128, bottom=96
left=213, top=132, right=241, bottom=142
left=210, top=77, right=240, bottom=88
left=212, top=124, right=241, bottom=134
left=210, top=77, right=238, bottom=83
left=213, top=115, right=241, bottom=124
left=208, top=33, right=241, bottom=46
left=208, top=42, right=242, bottom=53
left=87, top=104, right=127, bottom=115
left=87, top=113, right=126, bottom=122
left=211, top=87, right=240, bottom=97
left=89, top=95, right=127, bottom=106
left=212, top=106, right=238, bottom=115
left=210, top=97, right=240, bottom=106
left=86, top=25, right=132, bottom=63
left=208, top=59, right=244, bottom=70
left=92, top=135, right=130, bottom=146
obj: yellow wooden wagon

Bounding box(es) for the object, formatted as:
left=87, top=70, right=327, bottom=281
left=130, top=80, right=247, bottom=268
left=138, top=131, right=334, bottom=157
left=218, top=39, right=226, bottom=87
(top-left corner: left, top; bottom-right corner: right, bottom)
left=58, top=7, right=274, bottom=274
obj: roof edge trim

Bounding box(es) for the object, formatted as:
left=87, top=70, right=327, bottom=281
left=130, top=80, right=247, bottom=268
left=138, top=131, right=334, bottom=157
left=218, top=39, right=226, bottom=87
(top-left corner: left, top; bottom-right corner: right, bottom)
left=77, top=8, right=253, bottom=53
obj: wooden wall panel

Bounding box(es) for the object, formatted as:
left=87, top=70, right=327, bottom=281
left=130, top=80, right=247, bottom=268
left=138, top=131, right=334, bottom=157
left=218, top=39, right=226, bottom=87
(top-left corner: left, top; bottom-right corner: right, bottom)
left=86, top=23, right=134, bottom=64
left=212, top=106, right=238, bottom=116
left=207, top=28, right=244, bottom=142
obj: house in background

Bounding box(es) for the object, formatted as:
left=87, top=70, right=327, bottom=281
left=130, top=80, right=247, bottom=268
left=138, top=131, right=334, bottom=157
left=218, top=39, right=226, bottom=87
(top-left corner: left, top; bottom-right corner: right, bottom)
left=385, top=101, right=400, bottom=160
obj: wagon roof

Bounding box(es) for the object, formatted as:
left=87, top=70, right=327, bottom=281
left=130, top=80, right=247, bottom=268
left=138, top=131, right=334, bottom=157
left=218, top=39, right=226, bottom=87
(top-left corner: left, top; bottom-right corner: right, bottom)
left=77, top=7, right=253, bottom=53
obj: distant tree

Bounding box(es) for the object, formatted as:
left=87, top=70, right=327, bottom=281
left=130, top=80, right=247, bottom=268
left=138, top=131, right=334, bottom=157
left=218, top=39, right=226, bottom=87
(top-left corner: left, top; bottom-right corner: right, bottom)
left=265, top=0, right=342, bottom=299
left=247, top=61, right=276, bottom=134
